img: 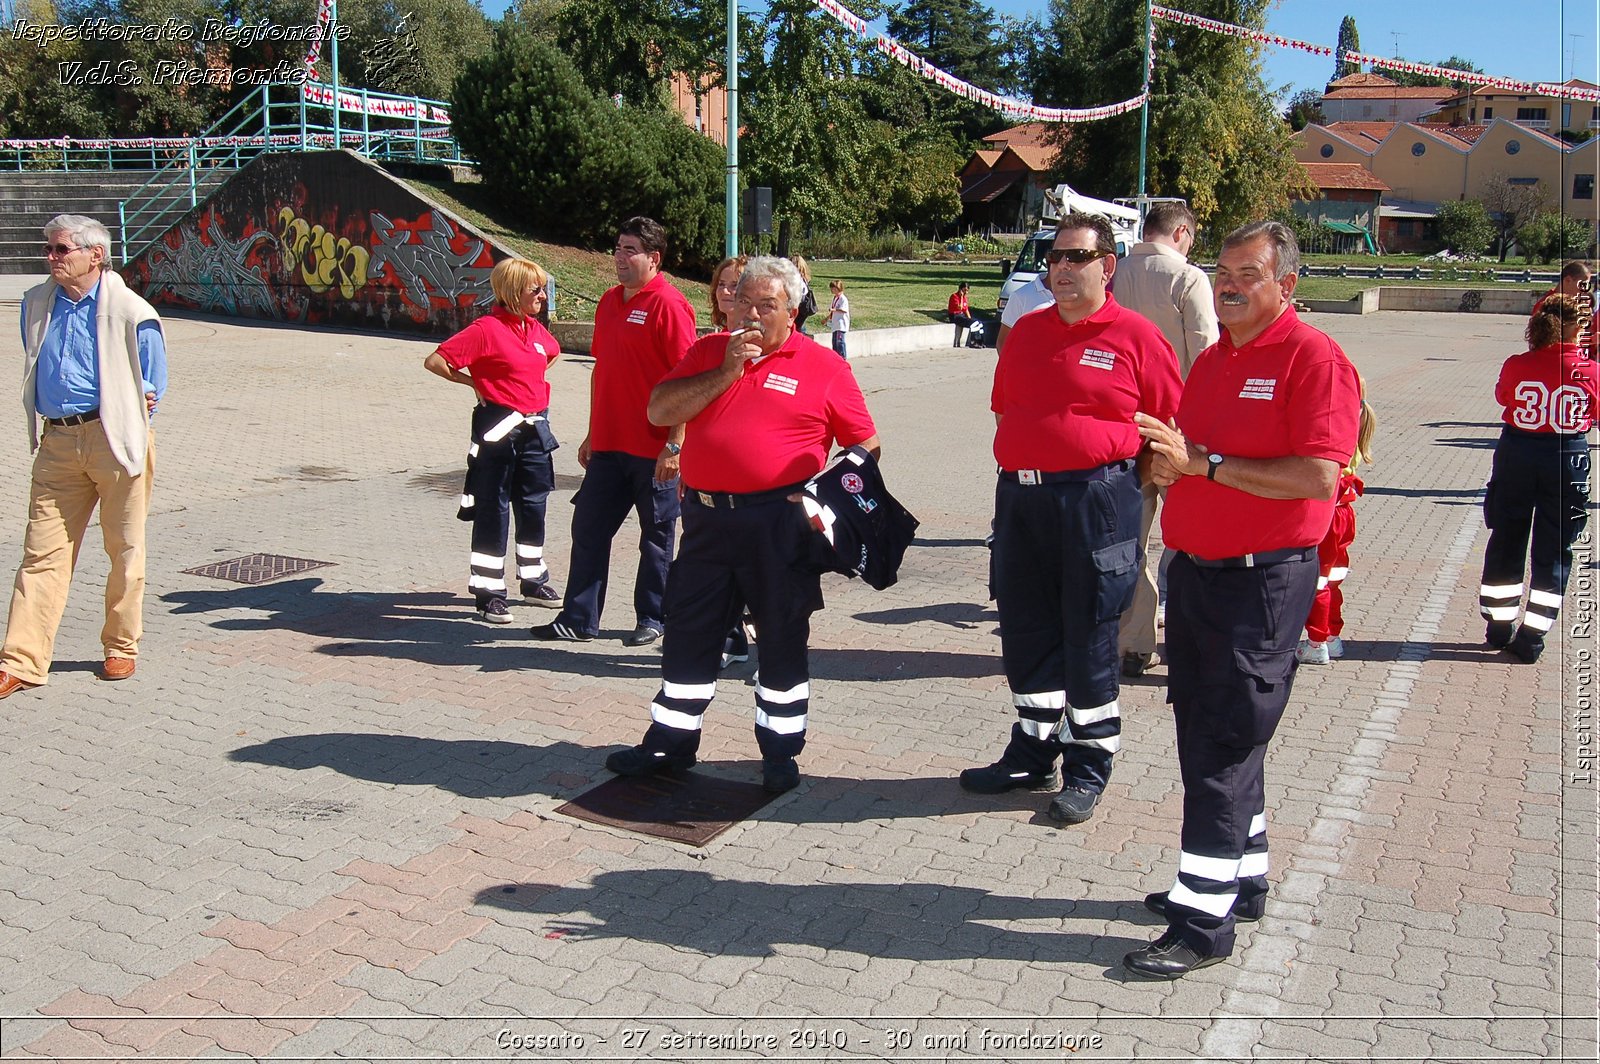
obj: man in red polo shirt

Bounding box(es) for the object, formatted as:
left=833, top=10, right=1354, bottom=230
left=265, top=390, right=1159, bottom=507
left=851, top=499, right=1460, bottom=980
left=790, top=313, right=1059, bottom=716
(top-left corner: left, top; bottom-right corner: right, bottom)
left=1129, top=220, right=1360, bottom=979
left=960, top=212, right=1183, bottom=827
left=603, top=256, right=880, bottom=794
left=533, top=216, right=697, bottom=646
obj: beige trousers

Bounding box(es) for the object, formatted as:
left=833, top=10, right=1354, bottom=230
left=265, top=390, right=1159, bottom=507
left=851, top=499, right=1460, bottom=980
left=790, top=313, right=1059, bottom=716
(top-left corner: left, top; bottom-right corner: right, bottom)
left=0, top=423, right=154, bottom=684
left=1118, top=480, right=1162, bottom=657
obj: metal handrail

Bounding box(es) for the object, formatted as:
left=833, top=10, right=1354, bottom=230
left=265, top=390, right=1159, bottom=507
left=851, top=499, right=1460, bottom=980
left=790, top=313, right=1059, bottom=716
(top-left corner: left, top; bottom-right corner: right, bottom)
left=109, top=81, right=467, bottom=262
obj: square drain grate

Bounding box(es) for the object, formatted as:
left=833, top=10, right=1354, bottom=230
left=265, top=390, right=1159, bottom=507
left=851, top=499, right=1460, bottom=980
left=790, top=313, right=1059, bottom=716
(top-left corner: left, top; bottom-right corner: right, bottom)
left=184, top=553, right=335, bottom=585
left=556, top=772, right=776, bottom=847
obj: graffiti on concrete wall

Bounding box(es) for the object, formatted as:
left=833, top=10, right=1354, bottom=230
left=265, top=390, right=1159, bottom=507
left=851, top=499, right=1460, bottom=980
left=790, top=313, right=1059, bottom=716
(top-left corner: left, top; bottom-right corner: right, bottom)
left=124, top=151, right=504, bottom=337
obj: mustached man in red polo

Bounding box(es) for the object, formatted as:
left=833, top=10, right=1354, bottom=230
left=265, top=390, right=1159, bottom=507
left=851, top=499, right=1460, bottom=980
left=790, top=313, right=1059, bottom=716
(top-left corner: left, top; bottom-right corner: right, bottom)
left=604, top=256, right=880, bottom=795
left=533, top=217, right=697, bottom=647
left=1130, top=220, right=1360, bottom=980
left=960, top=211, right=1183, bottom=826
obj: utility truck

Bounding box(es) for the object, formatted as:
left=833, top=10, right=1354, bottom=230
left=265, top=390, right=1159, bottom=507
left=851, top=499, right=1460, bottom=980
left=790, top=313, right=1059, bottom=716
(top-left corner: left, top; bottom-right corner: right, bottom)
left=995, top=183, right=1141, bottom=315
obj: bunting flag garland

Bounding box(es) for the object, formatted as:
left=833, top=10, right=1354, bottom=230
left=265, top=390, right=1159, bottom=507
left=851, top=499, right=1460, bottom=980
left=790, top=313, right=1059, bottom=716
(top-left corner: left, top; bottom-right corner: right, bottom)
left=1153, top=5, right=1600, bottom=103
left=303, top=0, right=336, bottom=75
left=1150, top=5, right=1332, bottom=55
left=814, top=0, right=1147, bottom=122
left=300, top=82, right=451, bottom=123
left=0, top=133, right=380, bottom=150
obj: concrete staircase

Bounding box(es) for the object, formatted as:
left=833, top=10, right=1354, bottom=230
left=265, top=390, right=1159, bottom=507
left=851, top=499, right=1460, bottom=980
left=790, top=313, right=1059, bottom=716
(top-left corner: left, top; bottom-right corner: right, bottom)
left=0, top=169, right=233, bottom=273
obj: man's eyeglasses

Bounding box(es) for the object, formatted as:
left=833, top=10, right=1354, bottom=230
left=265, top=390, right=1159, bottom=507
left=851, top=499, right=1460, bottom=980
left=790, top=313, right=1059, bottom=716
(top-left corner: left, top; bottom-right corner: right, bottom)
left=1044, top=247, right=1110, bottom=266
left=42, top=243, right=83, bottom=257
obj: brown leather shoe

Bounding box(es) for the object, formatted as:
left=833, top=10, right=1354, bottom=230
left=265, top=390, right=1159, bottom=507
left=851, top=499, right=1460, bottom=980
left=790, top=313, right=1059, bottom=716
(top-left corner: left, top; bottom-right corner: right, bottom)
left=0, top=670, right=38, bottom=699
left=99, top=657, right=136, bottom=681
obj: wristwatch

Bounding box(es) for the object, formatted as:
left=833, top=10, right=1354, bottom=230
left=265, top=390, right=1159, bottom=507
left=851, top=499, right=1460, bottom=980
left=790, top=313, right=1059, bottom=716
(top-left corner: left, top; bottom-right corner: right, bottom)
left=1206, top=451, right=1224, bottom=480
left=665, top=442, right=682, bottom=456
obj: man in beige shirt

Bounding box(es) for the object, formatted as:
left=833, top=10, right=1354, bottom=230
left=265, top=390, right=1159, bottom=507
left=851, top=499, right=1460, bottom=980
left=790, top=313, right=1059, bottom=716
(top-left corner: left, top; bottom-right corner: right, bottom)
left=1110, top=202, right=1218, bottom=676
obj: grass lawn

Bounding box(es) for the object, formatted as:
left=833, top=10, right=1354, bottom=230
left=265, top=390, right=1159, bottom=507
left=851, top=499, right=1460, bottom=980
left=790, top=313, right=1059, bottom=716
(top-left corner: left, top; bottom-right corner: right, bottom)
left=406, top=178, right=1544, bottom=326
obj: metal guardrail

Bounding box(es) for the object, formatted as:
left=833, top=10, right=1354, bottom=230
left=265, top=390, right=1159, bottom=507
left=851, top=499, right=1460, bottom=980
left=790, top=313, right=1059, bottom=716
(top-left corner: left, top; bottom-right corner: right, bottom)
left=1298, top=263, right=1559, bottom=284
left=0, top=81, right=471, bottom=262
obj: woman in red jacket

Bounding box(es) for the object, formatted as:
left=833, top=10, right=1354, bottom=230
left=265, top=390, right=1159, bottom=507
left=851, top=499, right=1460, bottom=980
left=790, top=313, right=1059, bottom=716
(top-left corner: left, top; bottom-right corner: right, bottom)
left=1477, top=294, right=1598, bottom=662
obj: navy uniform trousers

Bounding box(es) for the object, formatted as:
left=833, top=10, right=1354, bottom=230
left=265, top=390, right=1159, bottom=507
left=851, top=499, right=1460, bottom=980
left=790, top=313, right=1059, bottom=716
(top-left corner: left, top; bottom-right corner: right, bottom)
left=991, top=458, right=1142, bottom=792
left=642, top=493, right=821, bottom=763
left=555, top=450, right=679, bottom=636
left=1478, top=427, right=1591, bottom=640
left=459, top=404, right=556, bottom=608
left=1163, top=549, right=1318, bottom=958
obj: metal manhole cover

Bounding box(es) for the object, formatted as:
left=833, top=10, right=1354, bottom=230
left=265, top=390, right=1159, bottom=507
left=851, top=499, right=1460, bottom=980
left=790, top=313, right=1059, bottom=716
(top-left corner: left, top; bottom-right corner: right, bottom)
left=184, top=553, right=335, bottom=585
left=556, top=772, right=777, bottom=846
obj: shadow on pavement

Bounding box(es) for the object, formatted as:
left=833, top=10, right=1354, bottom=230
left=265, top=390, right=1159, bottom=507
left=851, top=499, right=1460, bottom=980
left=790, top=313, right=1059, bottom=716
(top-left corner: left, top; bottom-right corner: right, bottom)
left=471, top=869, right=1152, bottom=964
left=1432, top=435, right=1497, bottom=450
left=165, top=582, right=1002, bottom=680
left=852, top=600, right=993, bottom=630
left=1363, top=486, right=1484, bottom=504
left=227, top=733, right=1073, bottom=824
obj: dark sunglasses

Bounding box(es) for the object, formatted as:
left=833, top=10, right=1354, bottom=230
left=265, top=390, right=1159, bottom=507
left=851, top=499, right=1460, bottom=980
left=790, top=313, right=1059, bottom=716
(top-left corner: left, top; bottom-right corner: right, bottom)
left=42, top=243, right=83, bottom=257
left=1044, top=247, right=1110, bottom=266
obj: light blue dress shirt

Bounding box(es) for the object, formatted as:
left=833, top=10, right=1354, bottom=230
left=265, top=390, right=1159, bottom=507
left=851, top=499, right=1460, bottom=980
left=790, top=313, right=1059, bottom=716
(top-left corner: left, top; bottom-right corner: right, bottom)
left=22, top=278, right=168, bottom=419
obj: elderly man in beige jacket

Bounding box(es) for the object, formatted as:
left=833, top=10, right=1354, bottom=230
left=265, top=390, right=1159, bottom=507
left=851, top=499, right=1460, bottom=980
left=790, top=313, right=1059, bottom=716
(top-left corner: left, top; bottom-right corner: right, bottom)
left=0, top=215, right=166, bottom=700
left=1110, top=201, right=1218, bottom=677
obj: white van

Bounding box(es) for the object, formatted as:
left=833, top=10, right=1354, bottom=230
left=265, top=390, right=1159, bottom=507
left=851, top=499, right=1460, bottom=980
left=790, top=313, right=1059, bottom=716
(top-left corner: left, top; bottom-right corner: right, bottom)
left=995, top=184, right=1142, bottom=315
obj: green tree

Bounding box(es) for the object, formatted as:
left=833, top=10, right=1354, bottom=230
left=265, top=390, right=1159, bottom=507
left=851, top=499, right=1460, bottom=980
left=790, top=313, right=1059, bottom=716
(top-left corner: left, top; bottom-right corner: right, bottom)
left=451, top=30, right=721, bottom=269
left=1479, top=173, right=1549, bottom=261
left=742, top=0, right=888, bottom=249
left=860, top=123, right=964, bottom=232
left=1284, top=87, right=1326, bottom=131
left=1435, top=199, right=1494, bottom=257
left=1517, top=210, right=1593, bottom=264
left=550, top=0, right=725, bottom=109
left=332, top=0, right=493, bottom=100
left=0, top=0, right=106, bottom=137
left=1334, top=15, right=1361, bottom=80
left=1034, top=0, right=1310, bottom=234
left=886, top=0, right=1010, bottom=141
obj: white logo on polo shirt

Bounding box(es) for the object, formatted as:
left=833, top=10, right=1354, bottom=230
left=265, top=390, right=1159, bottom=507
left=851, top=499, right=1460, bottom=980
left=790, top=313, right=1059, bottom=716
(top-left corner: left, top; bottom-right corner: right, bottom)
left=1240, top=377, right=1276, bottom=400
left=1079, top=347, right=1117, bottom=371
left=764, top=373, right=800, bottom=396
left=626, top=309, right=649, bottom=325
left=534, top=342, right=547, bottom=356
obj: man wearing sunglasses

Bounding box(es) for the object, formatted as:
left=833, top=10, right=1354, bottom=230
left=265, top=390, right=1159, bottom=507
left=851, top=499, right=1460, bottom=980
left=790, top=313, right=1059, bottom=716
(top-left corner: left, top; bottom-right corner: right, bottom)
left=961, top=212, right=1182, bottom=827
left=0, top=215, right=167, bottom=701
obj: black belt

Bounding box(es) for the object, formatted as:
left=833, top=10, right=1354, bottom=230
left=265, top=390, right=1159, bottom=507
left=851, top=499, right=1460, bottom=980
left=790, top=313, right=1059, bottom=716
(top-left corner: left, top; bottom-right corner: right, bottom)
left=1183, top=546, right=1315, bottom=569
left=998, top=457, right=1134, bottom=485
left=688, top=482, right=805, bottom=510
left=44, top=409, right=100, bottom=427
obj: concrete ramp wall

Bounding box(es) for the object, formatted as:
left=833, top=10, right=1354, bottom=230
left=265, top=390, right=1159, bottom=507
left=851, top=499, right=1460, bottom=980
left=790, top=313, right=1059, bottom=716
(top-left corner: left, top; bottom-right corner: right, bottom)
left=123, top=150, right=516, bottom=337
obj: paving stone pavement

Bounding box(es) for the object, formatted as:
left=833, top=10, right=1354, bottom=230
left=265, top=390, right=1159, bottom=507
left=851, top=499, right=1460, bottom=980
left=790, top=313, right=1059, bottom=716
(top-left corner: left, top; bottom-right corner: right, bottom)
left=0, top=304, right=1594, bottom=1062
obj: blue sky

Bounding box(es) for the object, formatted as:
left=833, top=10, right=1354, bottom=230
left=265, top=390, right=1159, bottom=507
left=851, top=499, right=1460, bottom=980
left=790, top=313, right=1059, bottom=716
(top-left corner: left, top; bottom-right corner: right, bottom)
left=475, top=1, right=1599, bottom=100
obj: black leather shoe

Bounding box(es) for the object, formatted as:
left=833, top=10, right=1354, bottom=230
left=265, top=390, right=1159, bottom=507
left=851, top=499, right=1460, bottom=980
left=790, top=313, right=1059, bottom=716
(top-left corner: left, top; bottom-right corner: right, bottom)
left=1144, top=891, right=1262, bottom=923
left=1485, top=620, right=1515, bottom=649
left=1123, top=931, right=1227, bottom=980
left=959, top=761, right=1059, bottom=794
left=1047, top=784, right=1102, bottom=824
left=623, top=625, right=663, bottom=647
left=605, top=746, right=694, bottom=778
left=762, top=757, right=800, bottom=794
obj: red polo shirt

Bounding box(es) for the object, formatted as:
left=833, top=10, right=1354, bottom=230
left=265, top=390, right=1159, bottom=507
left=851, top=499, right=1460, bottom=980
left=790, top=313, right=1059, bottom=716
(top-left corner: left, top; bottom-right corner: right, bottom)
left=664, top=329, right=877, bottom=493
left=991, top=295, right=1182, bottom=471
left=589, top=272, right=697, bottom=458
left=1495, top=342, right=1599, bottom=434
left=435, top=307, right=558, bottom=413
left=1163, top=307, right=1361, bottom=559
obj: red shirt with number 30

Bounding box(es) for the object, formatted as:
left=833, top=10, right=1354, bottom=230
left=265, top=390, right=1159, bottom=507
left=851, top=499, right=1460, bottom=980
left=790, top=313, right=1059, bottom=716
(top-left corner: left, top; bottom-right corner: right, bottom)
left=1495, top=342, right=1599, bottom=435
